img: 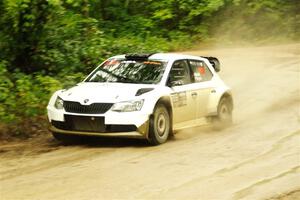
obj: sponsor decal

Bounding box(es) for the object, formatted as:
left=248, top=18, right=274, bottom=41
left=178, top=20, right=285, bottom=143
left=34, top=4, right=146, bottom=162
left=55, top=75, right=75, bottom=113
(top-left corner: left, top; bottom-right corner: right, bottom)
left=171, top=92, right=187, bottom=107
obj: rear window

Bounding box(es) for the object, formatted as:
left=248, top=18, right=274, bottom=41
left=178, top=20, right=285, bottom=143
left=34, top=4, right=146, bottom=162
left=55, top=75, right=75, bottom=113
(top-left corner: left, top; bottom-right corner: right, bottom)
left=189, top=60, right=213, bottom=82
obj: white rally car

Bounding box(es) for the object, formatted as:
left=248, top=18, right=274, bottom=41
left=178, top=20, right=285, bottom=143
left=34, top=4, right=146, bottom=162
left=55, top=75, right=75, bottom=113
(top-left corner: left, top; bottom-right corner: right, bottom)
left=47, top=53, right=233, bottom=145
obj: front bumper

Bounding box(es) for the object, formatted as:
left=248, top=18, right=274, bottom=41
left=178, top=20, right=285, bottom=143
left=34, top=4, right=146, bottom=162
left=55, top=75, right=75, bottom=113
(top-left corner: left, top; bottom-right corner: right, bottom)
left=47, top=105, right=150, bottom=139
left=50, top=122, right=149, bottom=139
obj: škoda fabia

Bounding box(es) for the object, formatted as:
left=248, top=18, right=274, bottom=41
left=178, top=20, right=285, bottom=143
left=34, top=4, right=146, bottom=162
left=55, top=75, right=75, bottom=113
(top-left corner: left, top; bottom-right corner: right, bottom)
left=47, top=53, right=233, bottom=145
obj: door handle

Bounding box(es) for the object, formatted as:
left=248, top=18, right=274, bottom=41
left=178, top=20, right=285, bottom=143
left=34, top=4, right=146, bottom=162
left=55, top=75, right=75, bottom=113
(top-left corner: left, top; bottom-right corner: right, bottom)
left=191, top=92, right=198, bottom=97
left=211, top=89, right=216, bottom=93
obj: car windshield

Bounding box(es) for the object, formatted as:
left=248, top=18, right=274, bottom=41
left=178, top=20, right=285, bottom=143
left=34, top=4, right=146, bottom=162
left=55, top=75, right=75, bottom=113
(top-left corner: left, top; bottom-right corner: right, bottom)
left=85, top=59, right=167, bottom=84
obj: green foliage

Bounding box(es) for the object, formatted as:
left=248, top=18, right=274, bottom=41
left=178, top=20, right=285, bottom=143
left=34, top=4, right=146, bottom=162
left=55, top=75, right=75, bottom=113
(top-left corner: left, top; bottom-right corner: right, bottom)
left=0, top=0, right=52, bottom=72
left=0, top=65, right=63, bottom=123
left=36, top=11, right=108, bottom=74
left=0, top=61, right=15, bottom=122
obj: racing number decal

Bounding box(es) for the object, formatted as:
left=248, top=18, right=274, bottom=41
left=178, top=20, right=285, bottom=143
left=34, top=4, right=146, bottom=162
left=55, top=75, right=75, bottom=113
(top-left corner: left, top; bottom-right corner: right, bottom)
left=171, top=92, right=187, bottom=107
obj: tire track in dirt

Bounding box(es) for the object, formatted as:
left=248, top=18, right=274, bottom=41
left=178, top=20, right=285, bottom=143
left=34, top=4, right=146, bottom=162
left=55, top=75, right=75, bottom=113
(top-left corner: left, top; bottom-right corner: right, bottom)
left=233, top=166, right=300, bottom=200
left=214, top=130, right=300, bottom=175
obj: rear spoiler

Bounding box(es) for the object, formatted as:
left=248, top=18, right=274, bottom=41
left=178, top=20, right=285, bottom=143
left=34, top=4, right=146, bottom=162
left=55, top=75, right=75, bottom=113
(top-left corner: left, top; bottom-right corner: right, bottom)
left=202, top=56, right=221, bottom=72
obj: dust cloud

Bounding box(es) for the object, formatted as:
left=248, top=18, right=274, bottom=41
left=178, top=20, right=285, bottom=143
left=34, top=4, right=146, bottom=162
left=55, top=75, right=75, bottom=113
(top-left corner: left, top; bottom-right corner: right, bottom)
left=207, top=1, right=300, bottom=48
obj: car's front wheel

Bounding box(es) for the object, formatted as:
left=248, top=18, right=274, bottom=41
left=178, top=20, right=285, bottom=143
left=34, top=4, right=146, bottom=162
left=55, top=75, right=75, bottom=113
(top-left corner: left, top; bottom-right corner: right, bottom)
left=148, top=104, right=170, bottom=145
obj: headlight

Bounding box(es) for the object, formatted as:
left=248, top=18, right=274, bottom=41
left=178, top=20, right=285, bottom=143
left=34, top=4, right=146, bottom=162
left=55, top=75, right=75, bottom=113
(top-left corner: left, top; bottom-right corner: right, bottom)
left=111, top=100, right=144, bottom=112
left=54, top=96, right=64, bottom=109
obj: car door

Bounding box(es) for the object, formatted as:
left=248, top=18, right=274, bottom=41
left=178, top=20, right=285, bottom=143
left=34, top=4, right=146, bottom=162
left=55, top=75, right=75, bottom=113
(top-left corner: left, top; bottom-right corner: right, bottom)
left=188, top=59, right=215, bottom=118
left=167, top=60, right=198, bottom=129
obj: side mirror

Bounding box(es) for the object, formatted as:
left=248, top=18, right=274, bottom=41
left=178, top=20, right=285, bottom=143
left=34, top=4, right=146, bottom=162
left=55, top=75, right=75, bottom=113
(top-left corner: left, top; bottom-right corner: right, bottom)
left=167, top=79, right=183, bottom=87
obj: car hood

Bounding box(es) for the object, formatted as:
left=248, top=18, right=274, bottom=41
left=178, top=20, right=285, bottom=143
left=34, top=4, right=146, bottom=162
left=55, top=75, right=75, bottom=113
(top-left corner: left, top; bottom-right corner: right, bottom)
left=59, top=82, right=156, bottom=104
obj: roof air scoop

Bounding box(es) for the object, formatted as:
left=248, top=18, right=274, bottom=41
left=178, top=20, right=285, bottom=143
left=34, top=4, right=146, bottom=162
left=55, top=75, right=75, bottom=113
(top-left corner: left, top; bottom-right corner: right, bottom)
left=125, top=53, right=156, bottom=61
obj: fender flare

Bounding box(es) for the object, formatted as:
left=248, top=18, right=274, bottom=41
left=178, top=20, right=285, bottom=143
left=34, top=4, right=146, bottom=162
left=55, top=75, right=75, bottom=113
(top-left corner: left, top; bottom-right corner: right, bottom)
left=150, top=96, right=173, bottom=135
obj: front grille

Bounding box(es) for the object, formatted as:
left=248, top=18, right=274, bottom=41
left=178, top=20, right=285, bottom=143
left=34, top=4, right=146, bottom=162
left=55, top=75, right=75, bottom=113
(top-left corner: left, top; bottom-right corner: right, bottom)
left=64, top=101, right=113, bottom=114
left=106, top=125, right=137, bottom=132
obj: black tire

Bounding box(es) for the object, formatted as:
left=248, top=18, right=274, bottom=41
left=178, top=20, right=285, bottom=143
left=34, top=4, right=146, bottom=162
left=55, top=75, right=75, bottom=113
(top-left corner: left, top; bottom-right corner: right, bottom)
left=148, top=104, right=170, bottom=145
left=210, top=97, right=233, bottom=130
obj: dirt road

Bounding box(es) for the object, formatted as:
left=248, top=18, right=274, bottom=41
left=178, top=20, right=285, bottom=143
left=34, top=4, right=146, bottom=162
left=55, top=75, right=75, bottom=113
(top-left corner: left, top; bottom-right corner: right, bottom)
left=1, top=44, right=299, bottom=200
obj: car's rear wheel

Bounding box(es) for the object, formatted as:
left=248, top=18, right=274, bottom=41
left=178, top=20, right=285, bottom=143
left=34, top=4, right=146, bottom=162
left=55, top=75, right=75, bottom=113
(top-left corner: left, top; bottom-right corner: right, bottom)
left=148, top=104, right=170, bottom=145
left=210, top=97, right=233, bottom=129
